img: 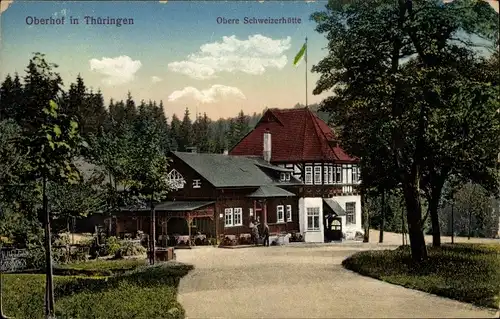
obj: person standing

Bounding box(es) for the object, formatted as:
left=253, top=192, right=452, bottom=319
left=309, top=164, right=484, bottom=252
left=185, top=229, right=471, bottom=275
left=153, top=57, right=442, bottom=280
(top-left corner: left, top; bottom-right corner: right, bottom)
left=263, top=223, right=270, bottom=247
left=252, top=221, right=260, bottom=246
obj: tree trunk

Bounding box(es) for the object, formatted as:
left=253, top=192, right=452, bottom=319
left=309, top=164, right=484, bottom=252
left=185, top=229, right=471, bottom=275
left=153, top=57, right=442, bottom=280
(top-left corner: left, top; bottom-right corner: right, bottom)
left=428, top=171, right=448, bottom=247
left=403, top=184, right=428, bottom=263
left=451, top=198, right=455, bottom=244
left=0, top=270, right=7, bottom=319
left=379, top=189, right=385, bottom=243
left=43, top=176, right=55, bottom=318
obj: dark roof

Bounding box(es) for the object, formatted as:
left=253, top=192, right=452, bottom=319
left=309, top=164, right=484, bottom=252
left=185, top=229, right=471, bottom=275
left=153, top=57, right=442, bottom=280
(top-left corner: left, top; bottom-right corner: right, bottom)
left=247, top=186, right=296, bottom=198
left=229, top=108, right=357, bottom=163
left=155, top=201, right=214, bottom=211
left=171, top=152, right=300, bottom=187
left=323, top=198, right=346, bottom=216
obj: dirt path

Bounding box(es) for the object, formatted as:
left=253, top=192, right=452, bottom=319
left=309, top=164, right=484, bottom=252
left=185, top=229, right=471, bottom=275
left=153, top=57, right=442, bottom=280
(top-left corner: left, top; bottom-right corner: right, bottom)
left=176, top=244, right=498, bottom=318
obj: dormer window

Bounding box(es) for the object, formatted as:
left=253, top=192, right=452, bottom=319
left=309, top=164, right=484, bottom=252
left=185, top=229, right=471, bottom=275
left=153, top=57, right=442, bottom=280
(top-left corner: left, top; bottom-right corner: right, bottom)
left=193, top=179, right=201, bottom=188
left=280, top=172, right=291, bottom=182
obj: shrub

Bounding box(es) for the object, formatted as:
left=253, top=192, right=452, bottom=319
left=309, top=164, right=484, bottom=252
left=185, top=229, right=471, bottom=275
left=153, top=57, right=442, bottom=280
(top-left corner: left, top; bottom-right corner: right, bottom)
left=114, top=241, right=147, bottom=259
left=100, top=236, right=121, bottom=256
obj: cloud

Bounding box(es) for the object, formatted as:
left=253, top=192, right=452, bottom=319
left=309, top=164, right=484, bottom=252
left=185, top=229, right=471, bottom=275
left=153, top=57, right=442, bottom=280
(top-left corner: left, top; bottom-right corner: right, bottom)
left=151, top=76, right=163, bottom=83
left=168, top=34, right=292, bottom=80
left=0, top=0, right=14, bottom=15
left=168, top=85, right=246, bottom=103
left=89, top=56, right=142, bottom=86
left=159, top=0, right=168, bottom=3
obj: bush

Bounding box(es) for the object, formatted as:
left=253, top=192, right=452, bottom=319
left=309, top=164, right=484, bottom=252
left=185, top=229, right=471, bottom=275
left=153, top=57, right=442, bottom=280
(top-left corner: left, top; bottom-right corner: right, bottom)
left=114, top=241, right=147, bottom=259
left=342, top=243, right=500, bottom=309
left=100, top=236, right=121, bottom=256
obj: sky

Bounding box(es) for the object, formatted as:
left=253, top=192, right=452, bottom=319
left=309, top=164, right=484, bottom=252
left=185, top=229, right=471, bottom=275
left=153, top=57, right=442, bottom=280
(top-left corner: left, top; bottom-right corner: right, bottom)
left=1, top=0, right=499, bottom=120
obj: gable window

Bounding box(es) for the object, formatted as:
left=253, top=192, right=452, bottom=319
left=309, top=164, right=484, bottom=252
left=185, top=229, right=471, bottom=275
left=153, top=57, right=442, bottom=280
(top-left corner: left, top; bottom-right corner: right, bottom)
left=167, top=169, right=186, bottom=189
left=192, top=179, right=201, bottom=188
left=224, top=208, right=233, bottom=227
left=314, top=166, right=322, bottom=185
left=286, top=205, right=292, bottom=222
left=285, top=173, right=290, bottom=181
left=277, top=205, right=285, bottom=223
left=305, top=166, right=313, bottom=185
left=233, top=208, right=243, bottom=226
left=307, top=207, right=320, bottom=231
left=346, top=202, right=356, bottom=225
left=280, top=173, right=286, bottom=181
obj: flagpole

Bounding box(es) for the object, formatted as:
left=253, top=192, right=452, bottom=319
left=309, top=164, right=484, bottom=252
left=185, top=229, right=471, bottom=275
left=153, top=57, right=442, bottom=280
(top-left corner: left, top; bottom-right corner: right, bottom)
left=305, top=36, right=308, bottom=108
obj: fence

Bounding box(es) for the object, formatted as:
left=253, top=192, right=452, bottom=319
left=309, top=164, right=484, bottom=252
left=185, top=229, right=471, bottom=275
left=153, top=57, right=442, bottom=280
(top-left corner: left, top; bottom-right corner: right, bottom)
left=0, top=248, right=28, bottom=273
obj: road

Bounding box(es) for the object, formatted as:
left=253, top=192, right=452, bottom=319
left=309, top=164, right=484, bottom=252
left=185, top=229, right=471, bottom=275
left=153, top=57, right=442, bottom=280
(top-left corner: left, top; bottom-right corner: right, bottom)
left=176, top=241, right=498, bottom=318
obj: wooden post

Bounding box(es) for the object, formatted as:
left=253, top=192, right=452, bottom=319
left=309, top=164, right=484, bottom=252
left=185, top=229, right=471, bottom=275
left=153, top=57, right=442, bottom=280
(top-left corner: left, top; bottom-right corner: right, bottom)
left=262, top=200, right=268, bottom=224
left=187, top=213, right=192, bottom=247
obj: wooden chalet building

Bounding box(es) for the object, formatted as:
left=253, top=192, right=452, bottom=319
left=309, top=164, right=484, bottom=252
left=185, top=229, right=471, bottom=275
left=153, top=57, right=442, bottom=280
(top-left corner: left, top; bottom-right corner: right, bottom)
left=230, top=107, right=363, bottom=242
left=111, top=151, right=302, bottom=245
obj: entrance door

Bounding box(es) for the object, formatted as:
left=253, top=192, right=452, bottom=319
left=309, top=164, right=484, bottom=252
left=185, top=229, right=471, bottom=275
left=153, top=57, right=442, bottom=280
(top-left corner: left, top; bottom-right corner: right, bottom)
left=324, top=215, right=342, bottom=242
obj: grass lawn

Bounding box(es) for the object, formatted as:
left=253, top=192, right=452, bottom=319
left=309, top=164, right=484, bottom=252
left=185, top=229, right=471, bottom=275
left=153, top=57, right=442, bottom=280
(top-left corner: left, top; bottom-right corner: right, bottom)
left=2, top=261, right=193, bottom=319
left=342, top=243, right=500, bottom=309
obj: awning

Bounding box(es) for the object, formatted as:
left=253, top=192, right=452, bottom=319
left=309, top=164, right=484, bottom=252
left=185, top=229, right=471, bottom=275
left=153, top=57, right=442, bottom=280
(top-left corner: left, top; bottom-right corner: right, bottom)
left=247, top=185, right=296, bottom=198
left=155, top=201, right=215, bottom=212
left=323, top=198, right=346, bottom=216
left=118, top=201, right=214, bottom=213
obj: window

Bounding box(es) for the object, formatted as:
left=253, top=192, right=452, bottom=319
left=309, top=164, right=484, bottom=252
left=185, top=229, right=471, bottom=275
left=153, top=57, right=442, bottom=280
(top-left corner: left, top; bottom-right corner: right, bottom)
left=286, top=205, right=292, bottom=222
left=314, top=166, right=322, bottom=185
left=167, top=169, right=186, bottom=189
left=225, top=207, right=243, bottom=227
left=280, top=172, right=291, bottom=182
left=233, top=208, right=243, bottom=226
left=224, top=208, right=233, bottom=227
left=249, top=208, right=254, bottom=217
left=346, top=202, right=356, bottom=225
left=334, top=165, right=342, bottom=183
left=305, top=166, right=313, bottom=184
left=352, top=166, right=360, bottom=183
left=328, top=166, right=334, bottom=184
left=277, top=205, right=285, bottom=223
left=323, top=166, right=329, bottom=184
left=192, top=179, right=201, bottom=188
left=307, top=207, right=320, bottom=231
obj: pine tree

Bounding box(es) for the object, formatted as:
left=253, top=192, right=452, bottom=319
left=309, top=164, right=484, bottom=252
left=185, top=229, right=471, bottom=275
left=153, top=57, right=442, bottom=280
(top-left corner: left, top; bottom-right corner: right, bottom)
left=0, top=74, right=18, bottom=120
left=124, top=91, right=137, bottom=126
left=170, top=114, right=182, bottom=151
left=193, top=113, right=212, bottom=153
left=179, top=108, right=194, bottom=152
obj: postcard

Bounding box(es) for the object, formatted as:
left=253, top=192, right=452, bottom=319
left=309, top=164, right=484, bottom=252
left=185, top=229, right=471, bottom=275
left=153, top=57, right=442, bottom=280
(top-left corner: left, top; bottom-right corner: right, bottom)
left=0, top=1, right=499, bottom=319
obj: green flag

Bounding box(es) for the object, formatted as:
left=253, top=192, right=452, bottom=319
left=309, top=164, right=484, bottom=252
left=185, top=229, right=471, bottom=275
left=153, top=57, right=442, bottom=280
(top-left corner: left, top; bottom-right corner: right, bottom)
left=293, top=42, right=307, bottom=66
